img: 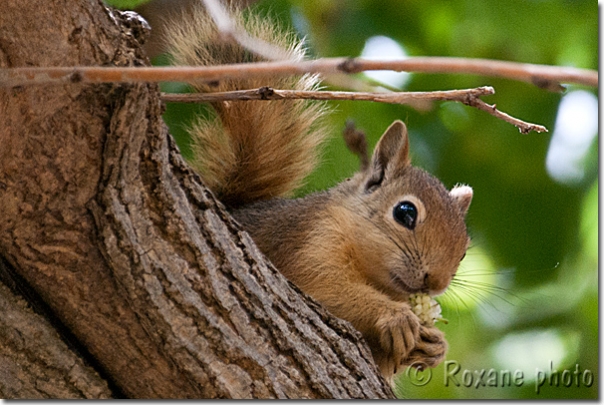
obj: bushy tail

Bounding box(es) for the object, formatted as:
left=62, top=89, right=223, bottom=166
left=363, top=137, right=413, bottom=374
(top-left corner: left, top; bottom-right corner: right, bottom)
left=164, top=6, right=329, bottom=208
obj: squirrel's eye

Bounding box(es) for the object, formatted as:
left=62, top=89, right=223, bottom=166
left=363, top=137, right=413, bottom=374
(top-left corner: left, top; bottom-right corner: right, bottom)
left=393, top=201, right=418, bottom=230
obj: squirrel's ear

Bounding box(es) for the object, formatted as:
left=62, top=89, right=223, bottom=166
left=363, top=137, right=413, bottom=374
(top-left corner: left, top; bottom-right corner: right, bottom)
left=450, top=185, right=473, bottom=216
left=364, top=120, right=410, bottom=192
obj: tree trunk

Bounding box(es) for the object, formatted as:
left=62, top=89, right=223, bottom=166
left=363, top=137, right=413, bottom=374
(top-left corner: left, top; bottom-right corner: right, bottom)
left=0, top=0, right=393, bottom=399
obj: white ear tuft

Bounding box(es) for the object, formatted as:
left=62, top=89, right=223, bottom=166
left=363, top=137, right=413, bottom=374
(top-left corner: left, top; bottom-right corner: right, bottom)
left=450, top=185, right=473, bottom=216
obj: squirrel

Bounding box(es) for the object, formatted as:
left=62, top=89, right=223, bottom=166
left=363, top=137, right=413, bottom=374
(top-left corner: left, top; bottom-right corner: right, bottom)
left=165, top=5, right=473, bottom=382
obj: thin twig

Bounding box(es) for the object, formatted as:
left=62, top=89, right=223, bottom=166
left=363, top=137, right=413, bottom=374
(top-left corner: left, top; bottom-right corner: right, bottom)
left=0, top=57, right=597, bottom=88
left=160, top=86, right=495, bottom=103
left=159, top=86, right=548, bottom=134
left=461, top=97, right=548, bottom=134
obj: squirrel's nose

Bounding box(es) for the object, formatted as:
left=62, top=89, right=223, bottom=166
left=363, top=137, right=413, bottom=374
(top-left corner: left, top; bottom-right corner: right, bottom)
left=425, top=273, right=450, bottom=295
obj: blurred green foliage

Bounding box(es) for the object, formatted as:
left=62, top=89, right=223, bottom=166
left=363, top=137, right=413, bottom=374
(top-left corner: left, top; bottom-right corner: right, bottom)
left=151, top=0, right=597, bottom=399
left=106, top=0, right=152, bottom=9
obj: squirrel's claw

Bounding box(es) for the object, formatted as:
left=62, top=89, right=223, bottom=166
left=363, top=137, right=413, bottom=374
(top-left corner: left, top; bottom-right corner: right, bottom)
left=401, top=324, right=448, bottom=369
left=375, top=304, right=421, bottom=377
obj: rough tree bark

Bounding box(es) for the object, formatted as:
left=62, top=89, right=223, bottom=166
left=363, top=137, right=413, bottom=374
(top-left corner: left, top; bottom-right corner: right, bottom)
left=0, top=0, right=394, bottom=399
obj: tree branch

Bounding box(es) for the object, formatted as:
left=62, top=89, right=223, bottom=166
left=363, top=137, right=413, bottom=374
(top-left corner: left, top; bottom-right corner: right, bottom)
left=0, top=263, right=113, bottom=399
left=338, top=57, right=597, bottom=90
left=0, top=0, right=394, bottom=398
left=159, top=86, right=548, bottom=134
left=0, top=57, right=597, bottom=88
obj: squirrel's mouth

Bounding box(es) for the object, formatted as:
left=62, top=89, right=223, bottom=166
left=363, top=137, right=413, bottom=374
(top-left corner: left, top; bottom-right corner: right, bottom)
left=390, top=273, right=423, bottom=294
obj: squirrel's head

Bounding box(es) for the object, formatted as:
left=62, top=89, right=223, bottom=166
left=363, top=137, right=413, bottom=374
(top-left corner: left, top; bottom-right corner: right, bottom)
left=343, top=120, right=472, bottom=298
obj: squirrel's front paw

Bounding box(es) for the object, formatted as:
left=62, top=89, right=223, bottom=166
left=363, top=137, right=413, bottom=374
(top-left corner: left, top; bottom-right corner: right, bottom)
left=375, top=305, right=421, bottom=374
left=402, top=324, right=448, bottom=369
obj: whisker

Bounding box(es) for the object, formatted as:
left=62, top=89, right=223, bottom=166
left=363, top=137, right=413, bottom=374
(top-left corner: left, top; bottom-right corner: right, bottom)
left=452, top=277, right=531, bottom=306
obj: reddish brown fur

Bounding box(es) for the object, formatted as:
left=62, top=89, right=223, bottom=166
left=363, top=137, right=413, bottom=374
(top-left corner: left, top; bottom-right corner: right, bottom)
left=164, top=6, right=328, bottom=207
